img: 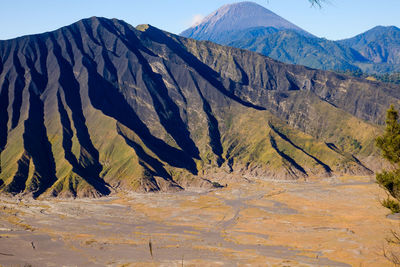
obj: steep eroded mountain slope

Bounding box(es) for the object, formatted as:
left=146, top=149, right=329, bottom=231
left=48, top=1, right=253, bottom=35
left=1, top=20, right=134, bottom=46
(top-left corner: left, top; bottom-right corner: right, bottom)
left=0, top=17, right=397, bottom=198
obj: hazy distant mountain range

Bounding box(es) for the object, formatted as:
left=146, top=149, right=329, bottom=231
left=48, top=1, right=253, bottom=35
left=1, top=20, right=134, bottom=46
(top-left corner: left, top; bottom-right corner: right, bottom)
left=181, top=1, right=400, bottom=73
left=180, top=1, right=313, bottom=41
left=1, top=16, right=399, bottom=197
left=338, top=26, right=400, bottom=73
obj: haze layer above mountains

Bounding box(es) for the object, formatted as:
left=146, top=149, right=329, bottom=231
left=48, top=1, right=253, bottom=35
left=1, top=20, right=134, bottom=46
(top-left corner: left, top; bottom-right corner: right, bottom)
left=0, top=15, right=399, bottom=198
left=181, top=1, right=400, bottom=73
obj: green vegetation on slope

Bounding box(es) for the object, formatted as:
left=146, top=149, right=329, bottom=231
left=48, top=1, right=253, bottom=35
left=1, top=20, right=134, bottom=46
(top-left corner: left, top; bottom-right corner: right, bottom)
left=376, top=106, right=400, bottom=212
left=0, top=17, right=396, bottom=198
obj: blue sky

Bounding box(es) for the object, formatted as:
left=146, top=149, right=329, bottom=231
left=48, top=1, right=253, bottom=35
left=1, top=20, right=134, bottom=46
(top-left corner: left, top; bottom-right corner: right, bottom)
left=1, top=0, right=399, bottom=41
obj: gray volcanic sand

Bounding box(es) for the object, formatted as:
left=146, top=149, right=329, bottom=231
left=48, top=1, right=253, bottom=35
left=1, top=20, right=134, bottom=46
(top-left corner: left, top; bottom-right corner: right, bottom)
left=0, top=176, right=395, bottom=266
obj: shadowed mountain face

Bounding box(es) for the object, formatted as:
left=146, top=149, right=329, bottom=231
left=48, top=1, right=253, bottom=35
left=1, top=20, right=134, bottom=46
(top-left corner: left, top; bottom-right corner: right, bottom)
left=0, top=17, right=398, bottom=198
left=220, top=27, right=367, bottom=71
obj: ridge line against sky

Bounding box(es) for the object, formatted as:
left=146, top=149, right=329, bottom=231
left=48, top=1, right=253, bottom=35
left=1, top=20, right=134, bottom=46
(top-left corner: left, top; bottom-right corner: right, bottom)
left=1, top=0, right=399, bottom=41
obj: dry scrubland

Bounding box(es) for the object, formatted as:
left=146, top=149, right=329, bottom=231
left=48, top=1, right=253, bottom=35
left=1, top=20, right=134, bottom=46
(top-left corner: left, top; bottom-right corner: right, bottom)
left=0, top=175, right=396, bottom=266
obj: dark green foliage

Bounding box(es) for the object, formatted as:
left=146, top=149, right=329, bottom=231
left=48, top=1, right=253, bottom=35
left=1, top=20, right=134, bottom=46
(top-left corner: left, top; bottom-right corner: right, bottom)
left=378, top=73, right=400, bottom=85
left=335, top=70, right=400, bottom=85
left=351, top=139, right=362, bottom=151
left=376, top=106, right=400, bottom=211
left=337, top=136, right=362, bottom=152
left=335, top=69, right=364, bottom=78
left=377, top=170, right=400, bottom=200
left=382, top=198, right=400, bottom=214
left=212, top=182, right=224, bottom=188
left=376, top=106, right=400, bottom=165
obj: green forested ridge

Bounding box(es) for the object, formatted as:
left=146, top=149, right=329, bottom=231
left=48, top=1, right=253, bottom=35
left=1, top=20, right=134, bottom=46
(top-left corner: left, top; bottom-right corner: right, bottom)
left=181, top=2, right=400, bottom=74
left=335, top=70, right=400, bottom=85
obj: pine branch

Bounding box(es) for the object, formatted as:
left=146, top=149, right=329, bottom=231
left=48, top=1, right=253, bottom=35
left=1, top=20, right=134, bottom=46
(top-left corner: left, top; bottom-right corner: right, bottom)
left=309, top=0, right=325, bottom=7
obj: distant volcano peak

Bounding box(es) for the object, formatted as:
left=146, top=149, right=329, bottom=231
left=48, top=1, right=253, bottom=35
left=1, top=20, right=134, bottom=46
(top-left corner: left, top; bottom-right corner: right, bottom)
left=181, top=1, right=312, bottom=41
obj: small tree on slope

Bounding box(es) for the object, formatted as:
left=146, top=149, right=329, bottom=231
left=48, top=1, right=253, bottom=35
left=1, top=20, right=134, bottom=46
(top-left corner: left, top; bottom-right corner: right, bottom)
left=375, top=108, right=400, bottom=265
left=376, top=105, right=400, bottom=213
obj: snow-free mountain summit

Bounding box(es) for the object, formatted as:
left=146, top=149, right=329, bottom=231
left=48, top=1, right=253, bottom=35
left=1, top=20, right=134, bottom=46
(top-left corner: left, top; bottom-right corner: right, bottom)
left=182, top=1, right=400, bottom=73
left=181, top=1, right=313, bottom=43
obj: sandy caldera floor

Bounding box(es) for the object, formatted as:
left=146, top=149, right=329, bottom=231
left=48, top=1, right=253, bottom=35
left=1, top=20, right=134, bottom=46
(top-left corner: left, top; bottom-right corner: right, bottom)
left=0, top=176, right=398, bottom=266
